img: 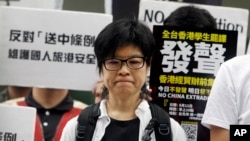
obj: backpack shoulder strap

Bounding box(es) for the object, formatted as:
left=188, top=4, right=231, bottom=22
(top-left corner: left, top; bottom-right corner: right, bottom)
left=76, top=103, right=100, bottom=141
left=143, top=103, right=172, bottom=141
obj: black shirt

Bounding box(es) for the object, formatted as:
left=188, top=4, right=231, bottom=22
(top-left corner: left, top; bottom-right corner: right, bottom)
left=101, top=117, right=140, bottom=141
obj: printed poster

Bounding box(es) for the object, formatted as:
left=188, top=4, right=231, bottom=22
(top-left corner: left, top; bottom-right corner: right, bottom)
left=150, top=26, right=238, bottom=141
left=138, top=0, right=249, bottom=56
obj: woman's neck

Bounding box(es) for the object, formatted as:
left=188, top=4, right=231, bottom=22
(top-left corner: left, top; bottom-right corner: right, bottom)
left=106, top=96, right=142, bottom=120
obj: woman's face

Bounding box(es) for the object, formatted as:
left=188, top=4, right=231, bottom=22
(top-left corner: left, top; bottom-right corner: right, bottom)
left=101, top=44, right=149, bottom=97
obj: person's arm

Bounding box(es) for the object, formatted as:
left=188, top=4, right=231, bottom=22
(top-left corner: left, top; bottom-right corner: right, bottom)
left=8, top=86, right=31, bottom=99
left=210, top=125, right=229, bottom=141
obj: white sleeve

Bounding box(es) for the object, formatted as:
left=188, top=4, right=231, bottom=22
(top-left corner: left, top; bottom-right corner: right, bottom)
left=202, top=62, right=237, bottom=130
left=60, top=116, right=78, bottom=141
left=170, top=118, right=187, bottom=141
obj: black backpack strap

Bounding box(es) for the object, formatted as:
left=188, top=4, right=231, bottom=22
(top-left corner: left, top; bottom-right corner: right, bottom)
left=76, top=103, right=100, bottom=141
left=142, top=103, right=172, bottom=141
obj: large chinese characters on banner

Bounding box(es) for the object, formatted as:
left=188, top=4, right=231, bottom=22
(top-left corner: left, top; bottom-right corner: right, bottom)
left=150, top=26, right=238, bottom=141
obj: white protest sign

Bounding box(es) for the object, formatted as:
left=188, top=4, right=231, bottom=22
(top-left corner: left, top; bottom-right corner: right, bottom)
left=0, top=0, right=63, bottom=9
left=0, top=6, right=112, bottom=91
left=0, top=104, right=36, bottom=141
left=138, top=0, right=249, bottom=56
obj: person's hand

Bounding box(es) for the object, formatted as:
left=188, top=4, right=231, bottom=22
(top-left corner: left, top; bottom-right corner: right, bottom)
left=142, top=87, right=152, bottom=101
left=92, top=79, right=104, bottom=103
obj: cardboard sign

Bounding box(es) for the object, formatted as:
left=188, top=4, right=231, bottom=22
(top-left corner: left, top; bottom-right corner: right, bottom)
left=0, top=6, right=112, bottom=91
left=138, top=0, right=249, bottom=56
left=150, top=26, right=238, bottom=141
left=0, top=104, right=36, bottom=141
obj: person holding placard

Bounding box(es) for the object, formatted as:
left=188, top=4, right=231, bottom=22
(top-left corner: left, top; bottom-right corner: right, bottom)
left=3, top=87, right=87, bottom=141
left=164, top=4, right=250, bottom=141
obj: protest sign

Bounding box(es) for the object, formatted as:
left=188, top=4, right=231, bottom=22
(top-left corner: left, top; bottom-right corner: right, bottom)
left=150, top=25, right=238, bottom=141
left=0, top=6, right=112, bottom=91
left=0, top=104, right=36, bottom=141
left=138, top=0, right=249, bottom=55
